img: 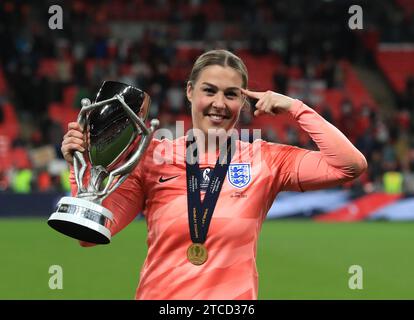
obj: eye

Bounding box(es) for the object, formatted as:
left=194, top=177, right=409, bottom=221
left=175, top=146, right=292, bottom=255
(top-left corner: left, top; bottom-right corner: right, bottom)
left=225, top=91, right=237, bottom=99
left=203, top=88, right=215, bottom=95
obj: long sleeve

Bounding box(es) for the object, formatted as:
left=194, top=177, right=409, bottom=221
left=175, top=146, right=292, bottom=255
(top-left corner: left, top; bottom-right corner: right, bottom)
left=69, top=163, right=146, bottom=247
left=264, top=99, right=368, bottom=192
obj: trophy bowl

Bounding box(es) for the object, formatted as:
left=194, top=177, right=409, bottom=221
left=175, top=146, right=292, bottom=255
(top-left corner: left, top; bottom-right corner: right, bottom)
left=48, top=81, right=159, bottom=244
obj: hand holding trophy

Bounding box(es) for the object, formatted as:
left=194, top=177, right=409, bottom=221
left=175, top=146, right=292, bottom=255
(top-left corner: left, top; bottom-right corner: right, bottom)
left=48, top=81, right=159, bottom=244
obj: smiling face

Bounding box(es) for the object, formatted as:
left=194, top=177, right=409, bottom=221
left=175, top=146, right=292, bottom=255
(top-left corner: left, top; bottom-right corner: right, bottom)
left=187, top=65, right=244, bottom=138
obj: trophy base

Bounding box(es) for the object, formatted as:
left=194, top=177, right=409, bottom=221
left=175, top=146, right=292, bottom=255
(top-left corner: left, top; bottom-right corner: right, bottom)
left=48, top=197, right=113, bottom=244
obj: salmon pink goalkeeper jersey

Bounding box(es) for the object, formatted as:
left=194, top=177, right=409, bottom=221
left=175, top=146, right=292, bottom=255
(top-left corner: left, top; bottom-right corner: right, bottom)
left=70, top=99, right=367, bottom=300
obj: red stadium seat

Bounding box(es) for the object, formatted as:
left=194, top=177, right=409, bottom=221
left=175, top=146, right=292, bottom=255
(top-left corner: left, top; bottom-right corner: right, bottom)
left=37, top=59, right=57, bottom=78
left=395, top=0, right=414, bottom=17
left=0, top=103, right=19, bottom=141
left=236, top=50, right=281, bottom=91
left=168, top=63, right=191, bottom=83
left=376, top=48, right=414, bottom=94
left=12, top=147, right=32, bottom=170
left=48, top=103, right=79, bottom=131
left=0, top=135, right=12, bottom=171
left=341, top=61, right=376, bottom=108
left=48, top=103, right=64, bottom=123
left=322, top=89, right=344, bottom=121
left=62, top=108, right=80, bottom=128
left=37, top=171, right=53, bottom=192
left=0, top=67, right=7, bottom=94
left=63, top=86, right=78, bottom=108
left=175, top=47, right=203, bottom=63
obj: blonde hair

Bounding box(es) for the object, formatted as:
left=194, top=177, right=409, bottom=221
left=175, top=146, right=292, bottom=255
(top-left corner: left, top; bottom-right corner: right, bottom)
left=188, top=49, right=248, bottom=88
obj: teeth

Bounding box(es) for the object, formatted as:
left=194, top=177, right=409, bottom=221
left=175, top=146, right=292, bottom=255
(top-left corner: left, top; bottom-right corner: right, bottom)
left=209, top=114, right=224, bottom=120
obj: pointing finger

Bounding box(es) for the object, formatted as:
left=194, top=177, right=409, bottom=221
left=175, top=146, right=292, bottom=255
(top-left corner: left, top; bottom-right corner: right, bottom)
left=240, top=88, right=264, bottom=100
left=254, top=109, right=266, bottom=117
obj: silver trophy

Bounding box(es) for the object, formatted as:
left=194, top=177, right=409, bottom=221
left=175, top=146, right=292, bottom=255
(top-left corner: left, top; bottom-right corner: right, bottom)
left=48, top=81, right=159, bottom=244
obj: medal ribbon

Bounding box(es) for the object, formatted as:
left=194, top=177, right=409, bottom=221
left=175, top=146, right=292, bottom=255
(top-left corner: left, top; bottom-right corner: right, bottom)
left=186, top=132, right=235, bottom=244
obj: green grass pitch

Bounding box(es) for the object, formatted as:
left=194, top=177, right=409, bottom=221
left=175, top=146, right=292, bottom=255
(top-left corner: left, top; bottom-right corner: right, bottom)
left=0, top=219, right=413, bottom=299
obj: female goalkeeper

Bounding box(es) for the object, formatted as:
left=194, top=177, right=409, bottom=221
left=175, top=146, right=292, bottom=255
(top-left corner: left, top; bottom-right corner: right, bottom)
left=61, top=49, right=367, bottom=299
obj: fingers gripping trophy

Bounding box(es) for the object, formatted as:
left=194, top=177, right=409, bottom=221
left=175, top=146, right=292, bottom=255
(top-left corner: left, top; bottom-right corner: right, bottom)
left=48, top=81, right=159, bottom=244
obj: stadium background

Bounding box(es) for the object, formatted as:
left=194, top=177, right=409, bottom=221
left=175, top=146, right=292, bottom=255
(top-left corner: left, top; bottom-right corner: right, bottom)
left=1, top=0, right=414, bottom=299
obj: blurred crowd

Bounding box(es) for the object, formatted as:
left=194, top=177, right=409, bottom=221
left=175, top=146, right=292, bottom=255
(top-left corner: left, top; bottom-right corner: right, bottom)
left=0, top=0, right=414, bottom=195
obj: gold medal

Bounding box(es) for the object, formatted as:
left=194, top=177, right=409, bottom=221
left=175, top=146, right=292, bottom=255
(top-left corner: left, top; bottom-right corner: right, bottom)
left=187, top=243, right=208, bottom=265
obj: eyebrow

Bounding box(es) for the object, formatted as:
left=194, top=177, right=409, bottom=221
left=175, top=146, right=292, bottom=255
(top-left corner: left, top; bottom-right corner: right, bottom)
left=201, top=82, right=240, bottom=91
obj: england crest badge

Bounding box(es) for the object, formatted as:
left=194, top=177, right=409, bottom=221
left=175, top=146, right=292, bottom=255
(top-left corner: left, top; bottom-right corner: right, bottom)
left=227, top=163, right=251, bottom=188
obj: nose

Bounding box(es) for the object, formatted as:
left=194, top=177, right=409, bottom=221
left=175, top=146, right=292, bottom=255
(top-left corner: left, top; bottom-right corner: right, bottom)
left=212, top=92, right=225, bottom=109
